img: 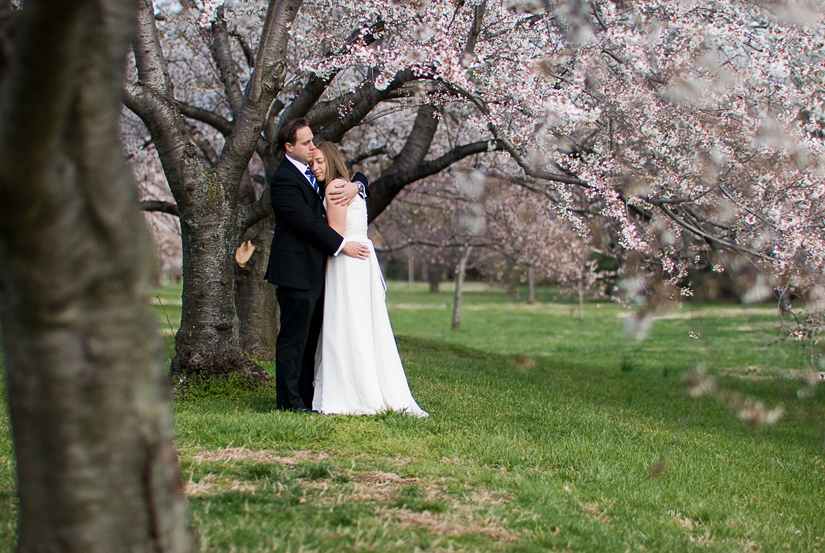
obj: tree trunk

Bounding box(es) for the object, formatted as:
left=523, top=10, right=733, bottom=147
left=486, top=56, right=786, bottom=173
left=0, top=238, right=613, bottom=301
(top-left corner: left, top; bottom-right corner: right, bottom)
left=505, top=259, right=519, bottom=297
left=234, top=172, right=278, bottom=361
left=170, top=202, right=271, bottom=384
left=408, top=254, right=415, bottom=286
left=451, top=246, right=472, bottom=330
left=235, top=216, right=278, bottom=360
left=527, top=265, right=536, bottom=305
left=428, top=263, right=442, bottom=293
left=126, top=0, right=300, bottom=384
left=0, top=1, right=193, bottom=551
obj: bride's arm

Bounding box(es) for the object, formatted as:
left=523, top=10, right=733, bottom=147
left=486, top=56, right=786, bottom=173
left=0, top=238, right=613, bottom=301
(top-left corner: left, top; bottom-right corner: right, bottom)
left=325, top=178, right=348, bottom=235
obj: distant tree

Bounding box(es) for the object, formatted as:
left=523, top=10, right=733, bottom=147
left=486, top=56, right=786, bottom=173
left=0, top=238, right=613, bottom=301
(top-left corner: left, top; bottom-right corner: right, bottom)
left=0, top=1, right=193, bottom=551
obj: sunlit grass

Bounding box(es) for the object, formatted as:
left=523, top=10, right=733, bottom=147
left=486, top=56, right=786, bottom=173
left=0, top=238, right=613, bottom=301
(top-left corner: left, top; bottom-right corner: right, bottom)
left=1, top=280, right=823, bottom=552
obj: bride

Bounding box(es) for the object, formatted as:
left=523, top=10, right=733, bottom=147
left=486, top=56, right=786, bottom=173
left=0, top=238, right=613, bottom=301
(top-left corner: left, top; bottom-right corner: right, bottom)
left=310, top=141, right=428, bottom=418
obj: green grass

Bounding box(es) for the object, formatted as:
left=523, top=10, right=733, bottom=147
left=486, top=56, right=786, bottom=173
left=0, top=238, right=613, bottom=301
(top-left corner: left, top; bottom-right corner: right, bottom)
left=2, top=281, right=825, bottom=552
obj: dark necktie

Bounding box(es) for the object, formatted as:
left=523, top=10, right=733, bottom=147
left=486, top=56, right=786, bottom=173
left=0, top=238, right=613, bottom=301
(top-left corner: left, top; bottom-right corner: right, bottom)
left=305, top=168, right=321, bottom=198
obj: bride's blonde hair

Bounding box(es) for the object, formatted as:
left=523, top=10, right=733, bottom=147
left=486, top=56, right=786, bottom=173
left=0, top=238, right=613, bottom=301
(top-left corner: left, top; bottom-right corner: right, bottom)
left=314, top=141, right=353, bottom=189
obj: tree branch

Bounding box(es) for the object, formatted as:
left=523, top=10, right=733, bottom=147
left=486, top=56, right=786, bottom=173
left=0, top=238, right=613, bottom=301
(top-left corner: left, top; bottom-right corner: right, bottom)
left=239, top=184, right=273, bottom=234
left=133, top=0, right=173, bottom=99
left=374, top=238, right=496, bottom=253
left=384, top=103, right=440, bottom=175
left=445, top=82, right=587, bottom=186
left=460, top=0, right=486, bottom=67
left=140, top=200, right=179, bottom=216
left=176, top=100, right=233, bottom=136
left=215, top=0, right=301, bottom=189
left=368, top=140, right=503, bottom=220
left=348, top=145, right=388, bottom=167
left=229, top=29, right=255, bottom=69
left=208, top=7, right=244, bottom=118
left=275, top=19, right=387, bottom=135
left=314, top=68, right=421, bottom=143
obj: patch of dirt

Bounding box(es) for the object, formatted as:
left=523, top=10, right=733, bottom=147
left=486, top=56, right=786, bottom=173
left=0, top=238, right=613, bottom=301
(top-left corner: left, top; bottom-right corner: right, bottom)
left=191, top=447, right=329, bottom=465
left=378, top=508, right=519, bottom=542
left=183, top=449, right=523, bottom=543
left=716, top=367, right=823, bottom=383
left=581, top=501, right=611, bottom=523
left=184, top=474, right=217, bottom=496
left=616, top=306, right=777, bottom=320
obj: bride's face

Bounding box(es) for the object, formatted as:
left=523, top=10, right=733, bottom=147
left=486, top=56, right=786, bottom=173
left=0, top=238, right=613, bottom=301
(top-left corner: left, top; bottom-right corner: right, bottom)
left=311, top=151, right=326, bottom=182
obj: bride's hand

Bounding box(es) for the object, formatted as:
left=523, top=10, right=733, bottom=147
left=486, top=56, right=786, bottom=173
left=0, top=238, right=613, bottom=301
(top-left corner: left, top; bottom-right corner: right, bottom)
left=327, top=178, right=358, bottom=206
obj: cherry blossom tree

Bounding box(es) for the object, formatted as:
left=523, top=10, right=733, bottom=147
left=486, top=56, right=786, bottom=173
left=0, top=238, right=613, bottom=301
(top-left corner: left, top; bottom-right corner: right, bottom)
left=128, top=0, right=825, bottom=379
left=126, top=0, right=503, bottom=379
left=0, top=0, right=193, bottom=550
left=374, top=160, right=611, bottom=327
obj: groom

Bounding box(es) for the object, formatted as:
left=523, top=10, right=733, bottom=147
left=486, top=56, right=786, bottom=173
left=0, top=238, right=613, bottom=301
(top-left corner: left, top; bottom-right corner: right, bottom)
left=265, top=118, right=369, bottom=412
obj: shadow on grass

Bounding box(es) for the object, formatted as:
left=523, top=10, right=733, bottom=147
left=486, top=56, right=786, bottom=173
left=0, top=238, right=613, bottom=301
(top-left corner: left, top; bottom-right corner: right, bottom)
left=394, top=335, right=825, bottom=456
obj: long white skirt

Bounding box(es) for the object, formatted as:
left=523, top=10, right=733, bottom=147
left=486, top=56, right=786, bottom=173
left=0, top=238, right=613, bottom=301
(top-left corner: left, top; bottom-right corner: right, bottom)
left=313, top=239, right=428, bottom=417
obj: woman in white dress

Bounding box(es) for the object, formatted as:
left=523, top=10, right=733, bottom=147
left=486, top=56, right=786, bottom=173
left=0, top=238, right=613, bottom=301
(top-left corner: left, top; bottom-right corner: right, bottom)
left=310, top=141, right=428, bottom=418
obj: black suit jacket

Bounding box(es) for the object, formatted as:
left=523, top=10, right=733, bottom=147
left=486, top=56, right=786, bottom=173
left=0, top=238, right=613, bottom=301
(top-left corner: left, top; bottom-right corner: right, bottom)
left=265, top=158, right=344, bottom=290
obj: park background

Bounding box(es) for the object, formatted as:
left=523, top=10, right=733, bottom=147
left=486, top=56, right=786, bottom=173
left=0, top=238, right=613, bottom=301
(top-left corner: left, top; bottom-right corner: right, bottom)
left=2, top=0, right=825, bottom=552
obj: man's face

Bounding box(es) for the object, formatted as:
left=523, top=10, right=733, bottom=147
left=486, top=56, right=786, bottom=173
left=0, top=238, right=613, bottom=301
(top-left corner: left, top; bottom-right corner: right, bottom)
left=285, top=125, right=315, bottom=165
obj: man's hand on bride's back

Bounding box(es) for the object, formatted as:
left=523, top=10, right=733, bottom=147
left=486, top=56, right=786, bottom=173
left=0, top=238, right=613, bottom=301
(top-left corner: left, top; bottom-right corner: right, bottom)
left=342, top=241, right=370, bottom=260
left=327, top=178, right=358, bottom=206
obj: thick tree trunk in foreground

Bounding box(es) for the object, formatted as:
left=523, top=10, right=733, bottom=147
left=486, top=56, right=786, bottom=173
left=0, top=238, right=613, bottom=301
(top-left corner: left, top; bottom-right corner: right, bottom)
left=0, top=1, right=193, bottom=551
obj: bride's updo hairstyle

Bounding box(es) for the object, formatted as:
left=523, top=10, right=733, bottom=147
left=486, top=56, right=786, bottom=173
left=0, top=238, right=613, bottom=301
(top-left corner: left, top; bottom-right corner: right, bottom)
left=314, top=141, right=353, bottom=189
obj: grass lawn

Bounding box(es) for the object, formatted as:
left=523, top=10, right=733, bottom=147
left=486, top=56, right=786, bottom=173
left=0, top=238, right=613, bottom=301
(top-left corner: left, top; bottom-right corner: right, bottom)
left=1, top=281, right=824, bottom=552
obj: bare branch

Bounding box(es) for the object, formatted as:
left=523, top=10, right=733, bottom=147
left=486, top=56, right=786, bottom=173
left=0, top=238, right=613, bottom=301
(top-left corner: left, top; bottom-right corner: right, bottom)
left=140, top=200, right=179, bottom=216
left=133, top=0, right=173, bottom=99
left=348, top=145, right=388, bottom=167
left=368, top=139, right=504, bottom=220
left=229, top=29, right=255, bottom=69
left=208, top=7, right=244, bottom=118
left=176, top=100, right=233, bottom=136
left=215, top=0, right=301, bottom=188
left=314, top=68, right=421, bottom=143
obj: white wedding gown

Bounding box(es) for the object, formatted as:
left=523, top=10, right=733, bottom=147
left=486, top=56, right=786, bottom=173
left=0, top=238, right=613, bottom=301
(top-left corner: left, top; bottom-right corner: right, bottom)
left=313, top=195, right=428, bottom=417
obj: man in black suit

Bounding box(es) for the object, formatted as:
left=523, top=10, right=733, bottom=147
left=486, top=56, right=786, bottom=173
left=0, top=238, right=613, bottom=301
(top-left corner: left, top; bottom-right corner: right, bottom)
left=265, top=118, right=369, bottom=412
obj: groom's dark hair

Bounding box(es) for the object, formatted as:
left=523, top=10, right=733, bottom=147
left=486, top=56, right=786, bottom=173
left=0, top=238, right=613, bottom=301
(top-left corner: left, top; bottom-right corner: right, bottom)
left=278, top=118, right=309, bottom=151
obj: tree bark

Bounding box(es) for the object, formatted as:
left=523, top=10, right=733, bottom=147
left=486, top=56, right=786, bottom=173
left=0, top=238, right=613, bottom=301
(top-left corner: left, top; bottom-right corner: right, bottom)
left=235, top=174, right=278, bottom=360
left=235, top=218, right=278, bottom=360
left=0, top=1, right=193, bottom=551
left=172, top=200, right=270, bottom=383
left=527, top=265, right=536, bottom=305
left=126, top=0, right=300, bottom=384
left=428, top=263, right=443, bottom=293
left=408, top=254, right=415, bottom=286
left=451, top=246, right=472, bottom=330
left=504, top=259, right=518, bottom=297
